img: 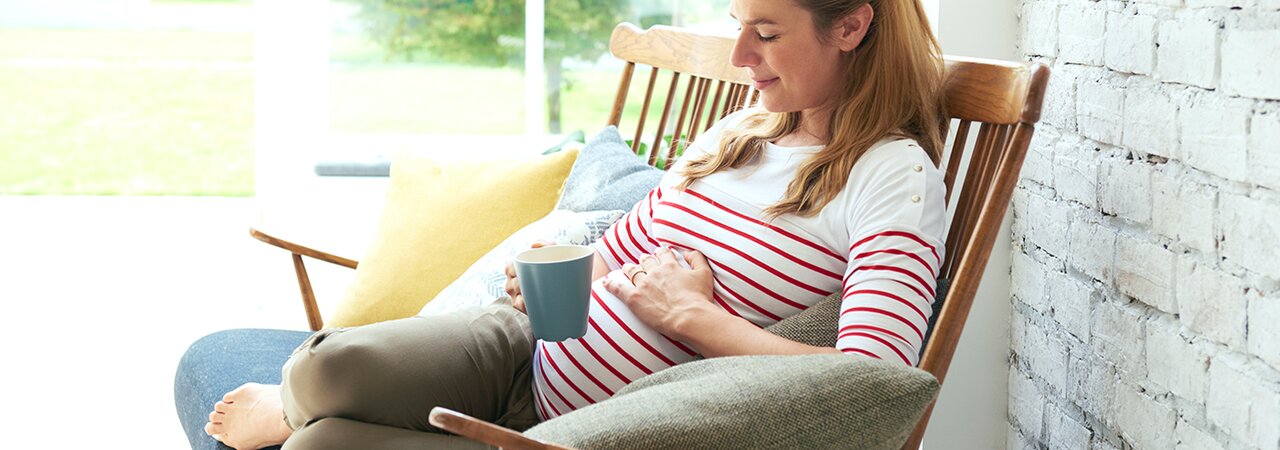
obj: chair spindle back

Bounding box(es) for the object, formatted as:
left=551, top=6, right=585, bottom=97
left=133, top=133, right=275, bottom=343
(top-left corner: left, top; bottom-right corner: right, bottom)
left=605, top=23, right=1050, bottom=450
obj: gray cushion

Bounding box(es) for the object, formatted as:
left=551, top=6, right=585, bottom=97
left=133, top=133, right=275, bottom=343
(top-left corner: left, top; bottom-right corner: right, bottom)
left=763, top=292, right=842, bottom=347
left=525, top=354, right=939, bottom=450
left=313, top=155, right=392, bottom=177
left=766, top=277, right=952, bottom=358
left=555, top=126, right=665, bottom=212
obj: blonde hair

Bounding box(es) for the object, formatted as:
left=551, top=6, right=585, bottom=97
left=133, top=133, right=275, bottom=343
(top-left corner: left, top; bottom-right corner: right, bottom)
left=678, top=0, right=946, bottom=219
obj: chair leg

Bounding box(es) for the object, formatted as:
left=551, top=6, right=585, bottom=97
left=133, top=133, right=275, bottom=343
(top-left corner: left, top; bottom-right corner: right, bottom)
left=291, top=253, right=324, bottom=331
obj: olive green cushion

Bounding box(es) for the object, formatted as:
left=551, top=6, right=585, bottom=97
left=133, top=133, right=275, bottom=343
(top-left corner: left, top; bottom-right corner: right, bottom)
left=525, top=353, right=939, bottom=450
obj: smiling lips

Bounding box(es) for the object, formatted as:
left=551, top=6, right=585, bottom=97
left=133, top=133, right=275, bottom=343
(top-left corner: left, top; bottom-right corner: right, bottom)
left=752, top=77, right=779, bottom=90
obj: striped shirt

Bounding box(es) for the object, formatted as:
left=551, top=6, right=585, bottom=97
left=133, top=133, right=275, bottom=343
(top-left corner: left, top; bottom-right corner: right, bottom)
left=532, top=109, right=947, bottom=420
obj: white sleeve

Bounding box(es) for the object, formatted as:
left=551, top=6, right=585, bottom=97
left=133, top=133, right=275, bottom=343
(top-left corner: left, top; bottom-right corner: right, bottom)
left=834, top=139, right=947, bottom=366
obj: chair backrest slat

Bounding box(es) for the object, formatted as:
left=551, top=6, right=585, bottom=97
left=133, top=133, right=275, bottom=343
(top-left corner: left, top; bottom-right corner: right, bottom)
left=605, top=23, right=1049, bottom=450
left=630, top=67, right=661, bottom=154
left=686, top=77, right=712, bottom=145
left=704, top=80, right=727, bottom=131
left=649, top=72, right=683, bottom=159
left=608, top=62, right=637, bottom=128
left=943, top=119, right=971, bottom=203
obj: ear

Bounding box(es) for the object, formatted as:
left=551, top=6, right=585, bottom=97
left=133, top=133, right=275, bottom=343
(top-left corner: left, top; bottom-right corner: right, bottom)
left=832, top=3, right=874, bottom=52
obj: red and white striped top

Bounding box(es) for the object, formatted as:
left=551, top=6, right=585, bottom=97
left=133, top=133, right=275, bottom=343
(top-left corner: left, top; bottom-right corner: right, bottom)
left=532, top=110, right=947, bottom=420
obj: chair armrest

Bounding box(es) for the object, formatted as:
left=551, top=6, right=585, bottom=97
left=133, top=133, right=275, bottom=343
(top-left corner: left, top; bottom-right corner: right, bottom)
left=250, top=227, right=359, bottom=270
left=429, top=407, right=574, bottom=450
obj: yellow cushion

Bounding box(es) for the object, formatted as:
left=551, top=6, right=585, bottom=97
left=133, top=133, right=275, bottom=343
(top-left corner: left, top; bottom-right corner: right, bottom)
left=328, top=149, right=580, bottom=328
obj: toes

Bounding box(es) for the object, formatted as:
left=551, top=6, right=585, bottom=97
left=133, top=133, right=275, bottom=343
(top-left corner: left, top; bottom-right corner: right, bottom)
left=205, top=421, right=223, bottom=438
left=222, top=382, right=264, bottom=402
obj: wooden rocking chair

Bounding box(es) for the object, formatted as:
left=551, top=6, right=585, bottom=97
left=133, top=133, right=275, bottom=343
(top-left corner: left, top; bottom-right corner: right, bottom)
left=251, top=23, right=1049, bottom=450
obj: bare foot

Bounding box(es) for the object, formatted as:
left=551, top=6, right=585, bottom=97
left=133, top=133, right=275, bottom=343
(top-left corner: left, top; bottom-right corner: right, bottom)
left=205, top=383, right=293, bottom=450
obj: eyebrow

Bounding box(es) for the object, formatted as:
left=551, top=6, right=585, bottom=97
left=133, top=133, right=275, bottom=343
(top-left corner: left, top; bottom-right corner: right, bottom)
left=728, top=13, right=778, bottom=26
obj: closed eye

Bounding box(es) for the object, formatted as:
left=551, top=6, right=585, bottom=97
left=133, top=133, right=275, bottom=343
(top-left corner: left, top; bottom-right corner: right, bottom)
left=736, top=26, right=779, bottom=43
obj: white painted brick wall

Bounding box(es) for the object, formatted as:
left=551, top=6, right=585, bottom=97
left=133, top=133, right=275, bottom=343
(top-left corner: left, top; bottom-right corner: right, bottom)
left=1044, top=404, right=1092, bottom=450
left=1156, top=16, right=1219, bottom=88
left=1219, top=193, right=1280, bottom=280
left=1113, top=385, right=1175, bottom=449
left=1175, top=421, right=1226, bottom=450
left=1052, top=137, right=1099, bottom=207
left=1045, top=269, right=1092, bottom=343
left=1058, top=5, right=1106, bottom=65
left=1221, top=28, right=1280, bottom=100
left=1250, top=109, right=1280, bottom=191
left=1067, top=215, right=1116, bottom=283
left=1013, top=188, right=1072, bottom=258
left=1076, top=74, right=1125, bottom=145
left=1013, top=2, right=1279, bottom=448
left=1042, top=65, right=1078, bottom=131
left=1012, top=251, right=1048, bottom=313
left=1021, top=1, right=1058, bottom=57
left=1022, top=125, right=1058, bottom=187
left=1249, top=293, right=1280, bottom=371
left=1067, top=355, right=1119, bottom=425
left=1207, top=359, right=1280, bottom=449
left=1185, top=0, right=1243, bottom=7
left=1104, top=12, right=1157, bottom=75
left=1099, top=158, right=1153, bottom=225
left=1150, top=166, right=1217, bottom=254
left=1181, top=93, right=1251, bottom=181
left=1091, top=299, right=1148, bottom=378
left=1146, top=317, right=1209, bottom=403
left=1014, top=313, right=1071, bottom=394
left=1176, top=255, right=1247, bottom=349
left=1008, top=366, right=1046, bottom=441
left=1121, top=78, right=1179, bottom=159
left=1116, top=234, right=1176, bottom=312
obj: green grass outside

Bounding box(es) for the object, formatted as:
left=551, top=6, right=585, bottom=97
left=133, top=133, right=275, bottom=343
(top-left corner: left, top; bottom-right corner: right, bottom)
left=0, top=26, right=675, bottom=195
left=0, top=29, right=255, bottom=196
left=0, top=29, right=254, bottom=61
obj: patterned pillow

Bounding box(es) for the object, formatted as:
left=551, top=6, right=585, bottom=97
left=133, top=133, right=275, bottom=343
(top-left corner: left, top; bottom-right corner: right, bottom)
left=418, top=209, right=625, bottom=317
left=555, top=126, right=665, bottom=212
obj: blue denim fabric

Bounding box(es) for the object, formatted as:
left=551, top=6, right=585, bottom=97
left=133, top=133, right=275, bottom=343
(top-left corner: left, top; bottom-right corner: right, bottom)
left=174, top=329, right=310, bottom=450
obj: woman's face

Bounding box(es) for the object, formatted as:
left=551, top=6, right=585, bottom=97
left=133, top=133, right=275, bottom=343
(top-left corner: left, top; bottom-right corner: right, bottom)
left=729, top=0, right=847, bottom=115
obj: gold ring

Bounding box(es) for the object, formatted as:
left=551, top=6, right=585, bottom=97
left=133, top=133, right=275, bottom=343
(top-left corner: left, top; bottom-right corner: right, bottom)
left=628, top=269, right=647, bottom=284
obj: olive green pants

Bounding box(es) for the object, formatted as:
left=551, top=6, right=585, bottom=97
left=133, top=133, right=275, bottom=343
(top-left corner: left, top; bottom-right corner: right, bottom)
left=278, top=305, right=540, bottom=450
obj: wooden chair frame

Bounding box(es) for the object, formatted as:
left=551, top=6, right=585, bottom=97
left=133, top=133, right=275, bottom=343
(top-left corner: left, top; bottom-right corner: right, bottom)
left=251, top=23, right=1049, bottom=450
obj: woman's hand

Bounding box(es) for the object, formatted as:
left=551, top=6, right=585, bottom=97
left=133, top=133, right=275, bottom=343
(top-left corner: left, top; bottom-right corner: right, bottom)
left=504, top=239, right=556, bottom=314
left=602, top=247, right=719, bottom=338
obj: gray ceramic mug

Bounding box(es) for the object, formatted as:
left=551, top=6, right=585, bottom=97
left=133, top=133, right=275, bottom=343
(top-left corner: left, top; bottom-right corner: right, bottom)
left=515, top=244, right=594, bottom=341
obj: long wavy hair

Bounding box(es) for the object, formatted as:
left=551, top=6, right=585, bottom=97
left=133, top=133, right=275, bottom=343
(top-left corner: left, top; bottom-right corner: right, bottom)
left=677, top=0, right=946, bottom=219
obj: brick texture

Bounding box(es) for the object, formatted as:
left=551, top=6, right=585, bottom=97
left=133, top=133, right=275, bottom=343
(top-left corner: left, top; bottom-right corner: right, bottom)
left=1013, top=1, right=1280, bottom=449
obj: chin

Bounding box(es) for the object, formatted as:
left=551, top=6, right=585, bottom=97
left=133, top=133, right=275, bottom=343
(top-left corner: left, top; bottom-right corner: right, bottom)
left=757, top=96, right=800, bottom=114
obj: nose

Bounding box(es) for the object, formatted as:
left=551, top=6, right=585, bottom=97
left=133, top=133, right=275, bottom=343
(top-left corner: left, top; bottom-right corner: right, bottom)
left=730, top=33, right=759, bottom=68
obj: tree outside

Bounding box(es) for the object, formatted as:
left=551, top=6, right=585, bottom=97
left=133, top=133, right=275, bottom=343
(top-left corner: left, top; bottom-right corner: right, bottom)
left=336, top=0, right=652, bottom=134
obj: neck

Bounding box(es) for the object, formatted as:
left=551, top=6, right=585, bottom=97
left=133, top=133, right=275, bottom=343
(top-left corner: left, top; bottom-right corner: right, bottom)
left=775, top=107, right=832, bottom=147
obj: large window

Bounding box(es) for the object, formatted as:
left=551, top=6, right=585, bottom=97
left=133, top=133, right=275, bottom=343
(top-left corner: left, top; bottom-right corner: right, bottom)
left=319, top=0, right=733, bottom=138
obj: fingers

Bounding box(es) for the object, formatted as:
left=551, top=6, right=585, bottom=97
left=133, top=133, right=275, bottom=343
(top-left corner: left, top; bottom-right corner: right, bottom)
left=622, top=263, right=646, bottom=285
left=638, top=254, right=660, bottom=271
left=603, top=273, right=636, bottom=301
left=512, top=294, right=526, bottom=314
left=505, top=276, right=520, bottom=297
left=682, top=249, right=710, bottom=270
left=654, top=246, right=680, bottom=264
